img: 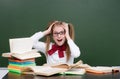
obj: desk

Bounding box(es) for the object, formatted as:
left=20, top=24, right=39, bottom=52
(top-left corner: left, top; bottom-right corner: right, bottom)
left=3, top=72, right=120, bottom=79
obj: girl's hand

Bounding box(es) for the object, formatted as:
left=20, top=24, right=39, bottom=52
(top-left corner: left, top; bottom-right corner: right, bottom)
left=62, top=22, right=71, bottom=40
left=44, top=21, right=58, bottom=35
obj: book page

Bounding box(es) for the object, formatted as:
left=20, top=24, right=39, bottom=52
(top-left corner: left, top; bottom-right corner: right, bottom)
left=21, top=60, right=85, bottom=76
left=22, top=66, right=68, bottom=76
left=86, top=66, right=114, bottom=74
left=60, top=68, right=86, bottom=75
left=89, top=66, right=113, bottom=71
left=29, top=66, right=67, bottom=72
left=12, top=50, right=41, bottom=60
left=9, top=37, right=33, bottom=54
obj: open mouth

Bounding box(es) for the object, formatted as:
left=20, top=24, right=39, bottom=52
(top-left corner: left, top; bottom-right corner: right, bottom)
left=57, top=39, right=62, bottom=42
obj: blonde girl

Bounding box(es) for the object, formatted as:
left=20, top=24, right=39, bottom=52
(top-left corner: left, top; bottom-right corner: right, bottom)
left=31, top=21, right=80, bottom=65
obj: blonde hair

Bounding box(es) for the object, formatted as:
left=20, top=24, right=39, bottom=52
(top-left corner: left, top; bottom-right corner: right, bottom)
left=45, top=21, right=75, bottom=61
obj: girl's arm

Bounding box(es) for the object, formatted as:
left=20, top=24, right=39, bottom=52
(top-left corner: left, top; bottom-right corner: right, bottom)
left=30, top=21, right=58, bottom=53
left=63, top=22, right=80, bottom=58
left=67, top=39, right=80, bottom=58
left=30, top=31, right=46, bottom=53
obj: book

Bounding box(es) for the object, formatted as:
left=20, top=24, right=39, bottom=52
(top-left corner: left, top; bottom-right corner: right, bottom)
left=7, top=58, right=36, bottom=73
left=2, top=52, right=12, bottom=58
left=2, top=50, right=41, bottom=60
left=21, top=60, right=85, bottom=76
left=50, top=60, right=83, bottom=69
left=72, top=61, right=120, bottom=74
left=8, top=64, right=36, bottom=73
left=2, top=37, right=41, bottom=60
left=21, top=66, right=68, bottom=76
left=86, top=66, right=120, bottom=74
left=0, top=68, right=8, bottom=79
left=8, top=58, right=35, bottom=62
left=11, top=51, right=41, bottom=60
left=1, top=37, right=42, bottom=74
left=9, top=37, right=33, bottom=54
left=60, top=68, right=86, bottom=75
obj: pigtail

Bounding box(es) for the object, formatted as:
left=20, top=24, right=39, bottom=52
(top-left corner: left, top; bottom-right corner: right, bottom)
left=66, top=23, right=75, bottom=61
left=68, top=23, right=75, bottom=40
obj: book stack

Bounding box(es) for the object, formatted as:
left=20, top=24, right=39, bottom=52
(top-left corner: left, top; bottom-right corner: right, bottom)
left=8, top=58, right=36, bottom=73
left=2, top=37, right=41, bottom=74
left=3, top=50, right=41, bottom=74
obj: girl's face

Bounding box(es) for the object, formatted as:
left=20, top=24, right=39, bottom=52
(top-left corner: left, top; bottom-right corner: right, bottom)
left=52, top=25, right=66, bottom=46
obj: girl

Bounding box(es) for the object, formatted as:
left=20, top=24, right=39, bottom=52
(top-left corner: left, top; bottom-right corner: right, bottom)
left=31, top=21, right=80, bottom=65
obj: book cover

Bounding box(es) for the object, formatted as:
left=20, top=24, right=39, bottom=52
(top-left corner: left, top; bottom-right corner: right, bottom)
left=9, top=37, right=33, bottom=54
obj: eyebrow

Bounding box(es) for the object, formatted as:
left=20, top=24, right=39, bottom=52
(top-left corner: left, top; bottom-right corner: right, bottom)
left=53, top=30, right=64, bottom=33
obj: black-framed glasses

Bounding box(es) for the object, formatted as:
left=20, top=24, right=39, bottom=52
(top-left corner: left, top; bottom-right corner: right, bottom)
left=53, top=31, right=65, bottom=37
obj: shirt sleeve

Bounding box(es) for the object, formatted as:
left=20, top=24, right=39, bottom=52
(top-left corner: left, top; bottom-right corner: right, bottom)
left=30, top=31, right=46, bottom=53
left=67, top=39, right=81, bottom=58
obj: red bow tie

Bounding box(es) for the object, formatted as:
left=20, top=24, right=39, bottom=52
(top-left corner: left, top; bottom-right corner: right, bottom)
left=48, top=44, right=66, bottom=58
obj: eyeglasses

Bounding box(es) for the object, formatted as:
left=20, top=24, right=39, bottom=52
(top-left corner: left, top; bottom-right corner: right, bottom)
left=53, top=31, right=65, bottom=37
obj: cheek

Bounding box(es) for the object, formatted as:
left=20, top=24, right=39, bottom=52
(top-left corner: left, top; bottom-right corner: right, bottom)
left=62, top=37, right=66, bottom=42
left=62, top=36, right=67, bottom=40
left=52, top=36, right=56, bottom=41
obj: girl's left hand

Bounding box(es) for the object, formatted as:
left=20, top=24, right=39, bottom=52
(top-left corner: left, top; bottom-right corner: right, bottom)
left=63, top=22, right=71, bottom=40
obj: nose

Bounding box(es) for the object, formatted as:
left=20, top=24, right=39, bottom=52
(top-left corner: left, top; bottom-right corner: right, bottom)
left=57, top=33, right=61, bottom=37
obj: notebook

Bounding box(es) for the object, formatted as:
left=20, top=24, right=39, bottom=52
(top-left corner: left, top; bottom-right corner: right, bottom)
left=0, top=68, right=8, bottom=79
left=9, top=37, right=33, bottom=54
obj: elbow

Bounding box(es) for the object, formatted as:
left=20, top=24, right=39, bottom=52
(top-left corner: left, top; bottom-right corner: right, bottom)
left=74, top=51, right=81, bottom=58
left=71, top=48, right=81, bottom=58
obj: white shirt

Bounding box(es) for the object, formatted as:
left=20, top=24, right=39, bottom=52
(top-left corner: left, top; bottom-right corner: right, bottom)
left=31, top=31, right=80, bottom=65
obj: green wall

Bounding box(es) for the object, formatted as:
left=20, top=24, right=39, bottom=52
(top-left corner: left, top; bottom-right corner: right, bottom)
left=0, top=0, right=120, bottom=67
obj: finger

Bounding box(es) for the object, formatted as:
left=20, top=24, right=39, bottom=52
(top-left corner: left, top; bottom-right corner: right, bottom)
left=50, top=21, right=58, bottom=26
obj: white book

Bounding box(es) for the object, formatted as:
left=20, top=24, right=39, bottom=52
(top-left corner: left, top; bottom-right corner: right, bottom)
left=2, top=37, right=41, bottom=60
left=9, top=37, right=33, bottom=54
left=0, top=68, right=8, bottom=79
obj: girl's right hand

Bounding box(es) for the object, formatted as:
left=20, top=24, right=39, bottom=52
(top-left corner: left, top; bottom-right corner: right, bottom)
left=43, top=21, right=58, bottom=35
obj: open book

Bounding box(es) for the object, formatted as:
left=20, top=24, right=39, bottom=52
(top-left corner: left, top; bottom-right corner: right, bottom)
left=86, top=66, right=120, bottom=74
left=2, top=50, right=41, bottom=60
left=2, top=37, right=41, bottom=60
left=9, top=37, right=33, bottom=54
left=21, top=66, right=68, bottom=76
left=69, top=61, right=120, bottom=74
left=21, top=60, right=86, bottom=76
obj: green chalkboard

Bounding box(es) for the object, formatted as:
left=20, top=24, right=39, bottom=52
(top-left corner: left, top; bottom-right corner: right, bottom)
left=0, top=0, right=120, bottom=67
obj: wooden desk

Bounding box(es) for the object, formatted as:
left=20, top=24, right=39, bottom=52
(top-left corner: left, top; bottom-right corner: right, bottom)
left=3, top=72, right=120, bottom=79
